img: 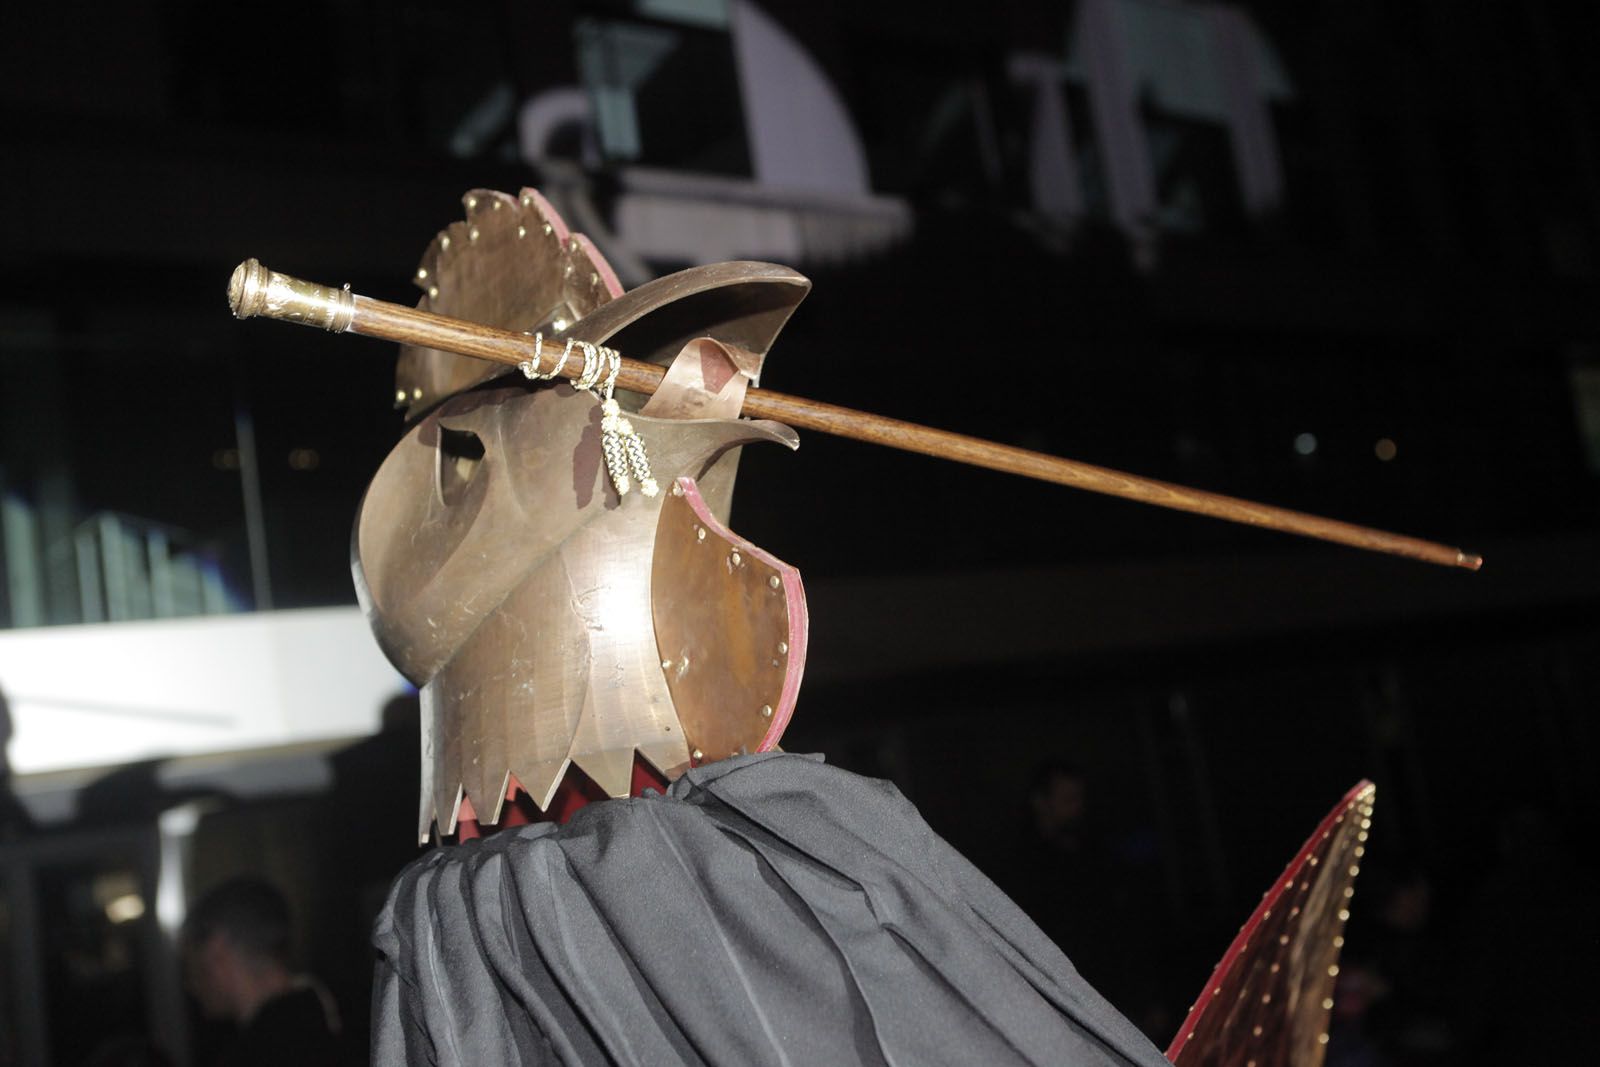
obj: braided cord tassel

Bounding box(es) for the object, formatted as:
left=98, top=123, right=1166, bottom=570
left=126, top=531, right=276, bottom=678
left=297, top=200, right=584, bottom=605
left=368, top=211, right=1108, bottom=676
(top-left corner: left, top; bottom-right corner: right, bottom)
left=622, top=429, right=659, bottom=497
left=601, top=409, right=630, bottom=502
left=521, top=336, right=657, bottom=499
left=599, top=399, right=633, bottom=496
left=585, top=342, right=659, bottom=499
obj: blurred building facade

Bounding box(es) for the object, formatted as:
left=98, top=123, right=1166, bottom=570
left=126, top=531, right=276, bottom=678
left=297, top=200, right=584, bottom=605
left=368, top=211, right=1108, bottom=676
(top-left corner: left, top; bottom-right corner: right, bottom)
left=1, top=1, right=1597, bottom=1063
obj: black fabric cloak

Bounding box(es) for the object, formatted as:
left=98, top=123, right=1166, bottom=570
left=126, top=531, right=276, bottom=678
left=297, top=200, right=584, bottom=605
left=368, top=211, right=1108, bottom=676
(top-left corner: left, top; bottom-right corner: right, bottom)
left=372, top=752, right=1173, bottom=1066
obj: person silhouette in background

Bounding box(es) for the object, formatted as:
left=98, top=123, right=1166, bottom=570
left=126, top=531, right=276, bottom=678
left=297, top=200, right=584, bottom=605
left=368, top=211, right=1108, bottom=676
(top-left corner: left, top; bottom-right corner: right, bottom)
left=180, top=877, right=345, bottom=1067
left=317, top=690, right=425, bottom=1059
left=1012, top=762, right=1124, bottom=983
left=1002, top=760, right=1173, bottom=1040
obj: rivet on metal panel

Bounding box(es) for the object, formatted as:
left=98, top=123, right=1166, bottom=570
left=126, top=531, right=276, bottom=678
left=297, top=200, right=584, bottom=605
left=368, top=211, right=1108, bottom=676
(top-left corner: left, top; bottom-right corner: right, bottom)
left=411, top=386, right=423, bottom=400
left=517, top=226, right=527, bottom=239
left=428, top=286, right=440, bottom=299
left=440, top=235, right=451, bottom=250
left=760, top=705, right=772, bottom=718
left=417, top=267, right=428, bottom=280
left=777, top=641, right=787, bottom=654
left=469, top=227, right=480, bottom=242
left=466, top=195, right=478, bottom=211
left=767, top=575, right=780, bottom=589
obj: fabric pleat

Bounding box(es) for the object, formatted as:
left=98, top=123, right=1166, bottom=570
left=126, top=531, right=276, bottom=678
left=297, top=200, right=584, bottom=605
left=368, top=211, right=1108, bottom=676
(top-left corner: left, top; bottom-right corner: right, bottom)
left=372, top=752, right=1172, bottom=1067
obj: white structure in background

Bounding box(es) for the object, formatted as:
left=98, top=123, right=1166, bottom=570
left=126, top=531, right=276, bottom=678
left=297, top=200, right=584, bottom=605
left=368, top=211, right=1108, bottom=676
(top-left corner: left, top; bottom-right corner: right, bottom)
left=519, top=0, right=910, bottom=275
left=515, top=0, right=1289, bottom=274
left=512, top=0, right=1292, bottom=273
left=1012, top=0, right=1293, bottom=236
left=0, top=607, right=404, bottom=813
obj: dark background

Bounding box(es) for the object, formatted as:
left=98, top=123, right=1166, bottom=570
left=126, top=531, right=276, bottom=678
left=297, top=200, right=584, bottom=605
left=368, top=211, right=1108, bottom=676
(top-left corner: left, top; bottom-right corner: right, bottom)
left=2, top=1, right=1597, bottom=1064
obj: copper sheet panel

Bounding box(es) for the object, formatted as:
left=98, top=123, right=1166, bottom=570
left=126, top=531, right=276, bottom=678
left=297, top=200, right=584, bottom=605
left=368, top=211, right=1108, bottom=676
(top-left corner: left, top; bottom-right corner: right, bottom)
left=1169, top=782, right=1376, bottom=1067
left=652, top=477, right=807, bottom=763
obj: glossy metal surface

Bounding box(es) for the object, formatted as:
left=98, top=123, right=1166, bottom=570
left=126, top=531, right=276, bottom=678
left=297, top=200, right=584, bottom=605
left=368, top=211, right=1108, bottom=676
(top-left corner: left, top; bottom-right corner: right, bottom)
left=228, top=257, right=354, bottom=330
left=355, top=383, right=799, bottom=841
left=652, top=477, right=806, bottom=763
left=355, top=187, right=812, bottom=841
left=396, top=188, right=622, bottom=417
left=639, top=337, right=751, bottom=421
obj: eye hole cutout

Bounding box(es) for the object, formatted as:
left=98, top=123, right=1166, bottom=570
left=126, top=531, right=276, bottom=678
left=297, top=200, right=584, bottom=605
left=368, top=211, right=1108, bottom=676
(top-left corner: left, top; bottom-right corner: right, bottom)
left=436, top=427, right=486, bottom=506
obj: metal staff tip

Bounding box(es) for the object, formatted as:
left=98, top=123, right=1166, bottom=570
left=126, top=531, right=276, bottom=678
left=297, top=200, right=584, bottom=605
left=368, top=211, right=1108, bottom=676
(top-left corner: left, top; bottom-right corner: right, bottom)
left=228, top=257, right=355, bottom=331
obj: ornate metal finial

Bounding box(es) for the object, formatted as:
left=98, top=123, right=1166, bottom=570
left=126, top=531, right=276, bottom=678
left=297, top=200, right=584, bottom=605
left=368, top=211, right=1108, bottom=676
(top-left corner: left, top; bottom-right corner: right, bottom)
left=228, top=258, right=355, bottom=332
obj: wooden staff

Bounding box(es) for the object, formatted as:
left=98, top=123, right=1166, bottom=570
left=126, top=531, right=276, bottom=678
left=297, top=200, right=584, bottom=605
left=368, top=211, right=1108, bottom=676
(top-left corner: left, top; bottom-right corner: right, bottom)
left=227, top=259, right=1482, bottom=571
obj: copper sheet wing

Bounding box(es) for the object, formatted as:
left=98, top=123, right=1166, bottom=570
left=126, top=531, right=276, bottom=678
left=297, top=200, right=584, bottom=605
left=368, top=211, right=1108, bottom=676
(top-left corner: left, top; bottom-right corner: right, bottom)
left=396, top=188, right=622, bottom=418
left=652, top=477, right=807, bottom=763
left=1169, top=782, right=1376, bottom=1067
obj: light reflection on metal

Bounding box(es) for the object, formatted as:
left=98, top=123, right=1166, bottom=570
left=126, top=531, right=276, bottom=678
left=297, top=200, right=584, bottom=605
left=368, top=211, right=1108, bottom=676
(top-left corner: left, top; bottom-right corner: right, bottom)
left=651, top=477, right=805, bottom=764
left=227, top=258, right=353, bottom=332
left=349, top=188, right=811, bottom=841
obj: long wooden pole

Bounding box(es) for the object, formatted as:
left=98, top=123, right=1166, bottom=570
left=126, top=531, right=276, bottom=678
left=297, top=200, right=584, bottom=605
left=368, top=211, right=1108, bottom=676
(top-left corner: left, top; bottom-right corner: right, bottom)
left=228, top=259, right=1482, bottom=571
